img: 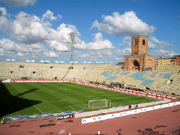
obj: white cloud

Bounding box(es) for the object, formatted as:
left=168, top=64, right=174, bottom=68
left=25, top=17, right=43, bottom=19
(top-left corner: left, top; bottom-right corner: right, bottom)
left=0, top=38, right=44, bottom=58
left=0, top=38, right=20, bottom=51
left=0, top=7, right=7, bottom=16
left=91, top=11, right=156, bottom=36
left=79, top=53, right=90, bottom=58
left=115, top=57, right=124, bottom=62
left=150, top=36, right=173, bottom=48
left=0, top=7, right=118, bottom=62
left=17, top=52, right=24, bottom=56
left=102, top=50, right=112, bottom=56
left=153, top=49, right=178, bottom=58
left=0, top=7, right=10, bottom=33
left=44, top=51, right=59, bottom=58
left=119, top=36, right=131, bottom=47
left=42, top=10, right=62, bottom=22
left=10, top=11, right=49, bottom=44
left=48, top=40, right=69, bottom=52
left=116, top=47, right=131, bottom=56
left=0, top=0, right=38, bottom=7
left=0, top=7, right=84, bottom=60
left=148, top=41, right=157, bottom=49
left=75, top=32, right=115, bottom=50
left=0, top=48, right=4, bottom=56
left=0, top=8, right=80, bottom=46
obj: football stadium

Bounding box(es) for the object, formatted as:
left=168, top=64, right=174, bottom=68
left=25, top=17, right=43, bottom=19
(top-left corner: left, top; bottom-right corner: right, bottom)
left=0, top=34, right=180, bottom=134
left=0, top=1, right=180, bottom=134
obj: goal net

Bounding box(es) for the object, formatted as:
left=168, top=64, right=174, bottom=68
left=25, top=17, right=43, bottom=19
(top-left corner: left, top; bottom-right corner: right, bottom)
left=88, top=99, right=110, bottom=110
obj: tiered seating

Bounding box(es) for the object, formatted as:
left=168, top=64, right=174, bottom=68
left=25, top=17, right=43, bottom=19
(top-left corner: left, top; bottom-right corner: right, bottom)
left=150, top=72, right=157, bottom=77
left=163, top=73, right=180, bottom=94
left=113, top=71, right=139, bottom=86
left=130, top=72, right=147, bottom=80
left=141, top=80, right=154, bottom=86
left=147, top=72, right=176, bottom=91
left=105, top=76, right=118, bottom=81
left=0, top=61, right=180, bottom=95
left=162, top=73, right=173, bottom=78
left=156, top=67, right=180, bottom=73
left=79, top=64, right=109, bottom=82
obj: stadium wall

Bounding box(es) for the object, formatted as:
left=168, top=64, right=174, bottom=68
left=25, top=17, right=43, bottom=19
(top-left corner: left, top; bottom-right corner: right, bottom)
left=75, top=99, right=171, bottom=118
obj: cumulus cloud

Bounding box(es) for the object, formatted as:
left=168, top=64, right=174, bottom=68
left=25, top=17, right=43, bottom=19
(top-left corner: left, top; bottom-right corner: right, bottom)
left=153, top=49, right=178, bottom=58
left=79, top=53, right=90, bottom=58
left=102, top=50, right=112, bottom=56
left=119, top=36, right=131, bottom=47
left=0, top=48, right=4, bottom=56
left=9, top=11, right=49, bottom=44
left=115, top=57, right=124, bottom=62
left=48, top=41, right=69, bottom=52
left=0, top=7, right=117, bottom=61
left=150, top=36, right=173, bottom=48
left=116, top=47, right=131, bottom=56
left=75, top=32, right=115, bottom=50
left=148, top=41, right=157, bottom=49
left=42, top=10, right=62, bottom=22
left=0, top=38, right=43, bottom=56
left=44, top=51, right=59, bottom=58
left=91, top=11, right=156, bottom=36
left=0, top=7, right=10, bottom=33
left=0, top=38, right=21, bottom=51
left=0, top=7, right=80, bottom=51
left=0, top=0, right=38, bottom=7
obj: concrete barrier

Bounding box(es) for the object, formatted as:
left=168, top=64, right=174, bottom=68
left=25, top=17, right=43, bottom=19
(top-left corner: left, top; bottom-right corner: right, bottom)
left=75, top=99, right=171, bottom=118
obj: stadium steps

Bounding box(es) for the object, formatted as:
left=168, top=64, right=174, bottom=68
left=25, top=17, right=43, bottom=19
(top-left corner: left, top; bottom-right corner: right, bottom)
left=163, top=73, right=180, bottom=94
left=156, top=67, right=180, bottom=73
left=149, top=72, right=176, bottom=91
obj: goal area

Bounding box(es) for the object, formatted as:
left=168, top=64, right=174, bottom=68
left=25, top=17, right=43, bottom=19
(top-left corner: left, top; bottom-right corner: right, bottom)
left=88, top=99, right=111, bottom=110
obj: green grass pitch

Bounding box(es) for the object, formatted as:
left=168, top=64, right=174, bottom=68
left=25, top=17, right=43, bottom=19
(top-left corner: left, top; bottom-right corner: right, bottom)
left=0, top=82, right=156, bottom=118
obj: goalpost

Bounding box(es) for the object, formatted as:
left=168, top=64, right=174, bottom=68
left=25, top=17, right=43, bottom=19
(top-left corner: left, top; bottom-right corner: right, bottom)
left=88, top=99, right=111, bottom=110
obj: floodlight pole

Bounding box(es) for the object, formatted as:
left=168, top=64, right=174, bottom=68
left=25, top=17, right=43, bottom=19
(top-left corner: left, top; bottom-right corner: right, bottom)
left=70, top=31, right=75, bottom=64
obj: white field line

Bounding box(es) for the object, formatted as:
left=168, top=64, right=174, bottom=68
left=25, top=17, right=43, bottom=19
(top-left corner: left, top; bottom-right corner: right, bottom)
left=68, top=106, right=75, bottom=110
left=31, top=103, right=43, bottom=113
left=43, top=99, right=66, bottom=103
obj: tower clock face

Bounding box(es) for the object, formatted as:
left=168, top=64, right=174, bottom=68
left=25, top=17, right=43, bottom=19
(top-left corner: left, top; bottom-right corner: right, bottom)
left=135, top=39, right=138, bottom=45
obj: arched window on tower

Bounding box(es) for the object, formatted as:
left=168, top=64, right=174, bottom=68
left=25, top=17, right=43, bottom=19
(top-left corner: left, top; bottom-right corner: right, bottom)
left=135, top=39, right=138, bottom=45
left=142, top=39, right=145, bottom=45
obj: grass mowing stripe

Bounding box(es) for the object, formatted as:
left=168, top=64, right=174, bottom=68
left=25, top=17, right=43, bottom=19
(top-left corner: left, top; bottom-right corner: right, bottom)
left=28, top=83, right=84, bottom=112
left=1, top=82, right=156, bottom=118
left=24, top=83, right=69, bottom=112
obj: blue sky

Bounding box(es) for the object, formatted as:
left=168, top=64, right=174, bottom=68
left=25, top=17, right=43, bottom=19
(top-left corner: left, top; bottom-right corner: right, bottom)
left=0, top=0, right=179, bottom=64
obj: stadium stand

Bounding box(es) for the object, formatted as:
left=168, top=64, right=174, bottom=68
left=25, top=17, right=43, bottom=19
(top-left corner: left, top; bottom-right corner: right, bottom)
left=0, top=61, right=180, bottom=95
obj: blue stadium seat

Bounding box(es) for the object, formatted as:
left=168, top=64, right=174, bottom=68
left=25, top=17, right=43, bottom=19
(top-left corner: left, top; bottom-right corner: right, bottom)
left=150, top=72, right=157, bottom=77
left=114, top=71, right=120, bottom=75
left=105, top=76, right=118, bottom=81
left=158, top=73, right=164, bottom=77
left=130, top=72, right=147, bottom=80
left=162, top=73, right=173, bottom=78
left=120, top=71, right=124, bottom=75
left=101, top=71, right=109, bottom=77
left=122, top=71, right=130, bottom=75
left=141, top=80, right=154, bottom=86
left=101, top=71, right=114, bottom=77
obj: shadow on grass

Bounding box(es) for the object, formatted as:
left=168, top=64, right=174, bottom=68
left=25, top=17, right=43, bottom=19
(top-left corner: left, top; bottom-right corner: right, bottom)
left=0, top=83, right=41, bottom=118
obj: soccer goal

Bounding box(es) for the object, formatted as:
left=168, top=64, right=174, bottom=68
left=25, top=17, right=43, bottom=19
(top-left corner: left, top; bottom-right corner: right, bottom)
left=88, top=99, right=111, bottom=110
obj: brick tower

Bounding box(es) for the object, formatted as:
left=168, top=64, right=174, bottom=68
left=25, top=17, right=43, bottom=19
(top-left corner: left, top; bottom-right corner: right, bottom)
left=124, top=35, right=155, bottom=71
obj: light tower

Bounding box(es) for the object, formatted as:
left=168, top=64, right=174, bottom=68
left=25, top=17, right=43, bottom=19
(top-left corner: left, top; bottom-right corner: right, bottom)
left=70, top=31, right=75, bottom=63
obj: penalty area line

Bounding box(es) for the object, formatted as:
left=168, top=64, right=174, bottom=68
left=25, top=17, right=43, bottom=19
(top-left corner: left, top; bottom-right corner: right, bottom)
left=31, top=103, right=43, bottom=113
left=68, top=106, right=76, bottom=110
